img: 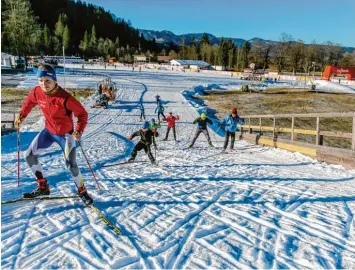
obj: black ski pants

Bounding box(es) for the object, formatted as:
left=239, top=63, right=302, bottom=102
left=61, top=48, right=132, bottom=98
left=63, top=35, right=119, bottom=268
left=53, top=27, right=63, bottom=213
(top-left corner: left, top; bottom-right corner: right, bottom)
left=190, top=128, right=212, bottom=146
left=165, top=126, right=176, bottom=140
left=223, top=131, right=236, bottom=150
left=140, top=112, right=145, bottom=121
left=157, top=112, right=166, bottom=122
left=152, top=136, right=157, bottom=148
left=131, top=142, right=155, bottom=163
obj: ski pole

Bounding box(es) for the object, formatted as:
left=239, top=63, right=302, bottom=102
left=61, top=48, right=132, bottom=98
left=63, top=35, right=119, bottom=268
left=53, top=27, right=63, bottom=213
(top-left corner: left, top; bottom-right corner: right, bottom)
left=2, top=165, right=12, bottom=174
left=17, top=126, right=20, bottom=187
left=186, top=125, right=195, bottom=145
left=78, top=140, right=101, bottom=190
left=211, top=127, right=219, bottom=147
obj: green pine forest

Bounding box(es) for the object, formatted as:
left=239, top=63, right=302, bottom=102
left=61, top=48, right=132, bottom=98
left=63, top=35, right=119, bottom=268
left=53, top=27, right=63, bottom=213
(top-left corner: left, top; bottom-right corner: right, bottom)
left=1, top=0, right=354, bottom=72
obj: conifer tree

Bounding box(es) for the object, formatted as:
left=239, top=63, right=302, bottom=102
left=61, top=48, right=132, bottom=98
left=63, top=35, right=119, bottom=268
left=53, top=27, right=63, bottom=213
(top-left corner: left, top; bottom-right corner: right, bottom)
left=89, top=25, right=97, bottom=55
left=79, top=30, right=89, bottom=55
left=43, top=24, right=51, bottom=54
left=241, top=41, right=251, bottom=69
left=200, top=33, right=210, bottom=45
left=62, top=25, right=70, bottom=51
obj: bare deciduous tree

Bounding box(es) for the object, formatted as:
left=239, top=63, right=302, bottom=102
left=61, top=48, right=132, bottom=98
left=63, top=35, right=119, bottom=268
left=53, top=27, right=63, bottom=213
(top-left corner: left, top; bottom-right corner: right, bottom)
left=273, top=33, right=293, bottom=73
left=289, top=40, right=305, bottom=75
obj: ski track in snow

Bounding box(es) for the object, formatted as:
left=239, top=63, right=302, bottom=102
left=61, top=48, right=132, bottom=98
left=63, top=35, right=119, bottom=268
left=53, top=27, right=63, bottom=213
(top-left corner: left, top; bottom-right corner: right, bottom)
left=2, top=69, right=355, bottom=269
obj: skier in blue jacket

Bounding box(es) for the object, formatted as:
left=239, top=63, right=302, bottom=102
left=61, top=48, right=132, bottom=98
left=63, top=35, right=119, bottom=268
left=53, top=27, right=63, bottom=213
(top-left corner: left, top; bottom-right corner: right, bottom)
left=155, top=103, right=166, bottom=122
left=139, top=103, right=145, bottom=121
left=220, top=107, right=245, bottom=151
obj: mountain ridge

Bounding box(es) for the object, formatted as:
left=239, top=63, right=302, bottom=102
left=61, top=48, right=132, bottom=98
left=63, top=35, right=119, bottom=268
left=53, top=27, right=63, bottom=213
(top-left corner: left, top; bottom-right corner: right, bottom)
left=139, top=29, right=355, bottom=52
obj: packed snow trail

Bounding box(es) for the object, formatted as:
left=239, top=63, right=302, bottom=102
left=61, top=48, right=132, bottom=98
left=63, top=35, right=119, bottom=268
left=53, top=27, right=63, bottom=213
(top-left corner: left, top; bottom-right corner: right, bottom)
left=2, top=69, right=355, bottom=269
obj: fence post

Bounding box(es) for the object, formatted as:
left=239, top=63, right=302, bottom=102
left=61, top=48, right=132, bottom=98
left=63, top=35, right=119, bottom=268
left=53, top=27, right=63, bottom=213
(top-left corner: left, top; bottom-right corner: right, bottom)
left=259, top=117, right=262, bottom=135
left=316, top=117, right=322, bottom=146
left=352, top=113, right=355, bottom=151
left=273, top=116, right=276, bottom=139
left=249, top=117, right=252, bottom=134
left=291, top=116, right=295, bottom=141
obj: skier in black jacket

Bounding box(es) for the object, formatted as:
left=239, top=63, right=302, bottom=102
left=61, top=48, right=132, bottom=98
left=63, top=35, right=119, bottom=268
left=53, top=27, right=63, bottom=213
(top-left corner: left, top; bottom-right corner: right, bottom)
left=189, top=113, right=214, bottom=148
left=128, top=121, right=158, bottom=164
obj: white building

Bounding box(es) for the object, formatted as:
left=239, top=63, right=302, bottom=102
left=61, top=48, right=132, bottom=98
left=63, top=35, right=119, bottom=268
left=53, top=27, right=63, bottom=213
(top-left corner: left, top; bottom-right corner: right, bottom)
left=170, top=60, right=210, bottom=69
left=1, top=53, right=16, bottom=67
left=212, top=65, right=226, bottom=71
left=134, top=55, right=147, bottom=63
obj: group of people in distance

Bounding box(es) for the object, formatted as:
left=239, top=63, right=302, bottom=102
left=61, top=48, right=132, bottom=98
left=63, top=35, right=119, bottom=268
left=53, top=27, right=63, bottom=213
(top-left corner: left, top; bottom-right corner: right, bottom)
left=130, top=94, right=245, bottom=165
left=94, top=83, right=115, bottom=108
left=14, top=64, right=245, bottom=205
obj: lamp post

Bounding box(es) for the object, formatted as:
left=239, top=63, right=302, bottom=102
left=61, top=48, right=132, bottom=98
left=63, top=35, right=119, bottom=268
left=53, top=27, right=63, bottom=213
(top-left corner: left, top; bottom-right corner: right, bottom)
left=312, top=62, right=316, bottom=81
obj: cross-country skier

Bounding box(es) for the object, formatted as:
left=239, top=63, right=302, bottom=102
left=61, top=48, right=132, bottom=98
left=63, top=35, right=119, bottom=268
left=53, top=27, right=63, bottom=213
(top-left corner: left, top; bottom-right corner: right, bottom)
left=149, top=118, right=161, bottom=148
left=219, top=107, right=245, bottom=152
left=189, top=112, right=214, bottom=148
left=162, top=112, right=179, bottom=141
left=14, top=63, right=93, bottom=204
left=155, top=94, right=161, bottom=105
left=97, top=83, right=103, bottom=95
left=139, top=103, right=145, bottom=121
left=103, top=85, right=113, bottom=100
left=95, top=93, right=109, bottom=108
left=155, top=103, right=166, bottom=122
left=128, top=121, right=158, bottom=164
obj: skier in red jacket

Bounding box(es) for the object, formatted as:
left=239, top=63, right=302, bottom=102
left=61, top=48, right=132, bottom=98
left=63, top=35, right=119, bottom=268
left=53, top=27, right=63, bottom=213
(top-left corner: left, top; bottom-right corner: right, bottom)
left=15, top=63, right=93, bottom=204
left=162, top=112, right=179, bottom=141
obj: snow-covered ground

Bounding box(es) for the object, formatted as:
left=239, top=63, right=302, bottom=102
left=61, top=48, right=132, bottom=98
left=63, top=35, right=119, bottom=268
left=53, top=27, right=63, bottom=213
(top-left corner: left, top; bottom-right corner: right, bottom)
left=2, top=69, right=355, bottom=269
left=314, top=80, right=355, bottom=94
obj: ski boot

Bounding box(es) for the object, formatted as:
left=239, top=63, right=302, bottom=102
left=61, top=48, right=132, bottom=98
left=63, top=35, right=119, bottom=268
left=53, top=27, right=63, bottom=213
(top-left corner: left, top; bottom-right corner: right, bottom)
left=23, top=178, right=50, bottom=198
left=78, top=185, right=93, bottom=205
left=150, top=160, right=158, bottom=166
left=228, top=148, right=233, bottom=152
left=128, top=157, right=135, bottom=163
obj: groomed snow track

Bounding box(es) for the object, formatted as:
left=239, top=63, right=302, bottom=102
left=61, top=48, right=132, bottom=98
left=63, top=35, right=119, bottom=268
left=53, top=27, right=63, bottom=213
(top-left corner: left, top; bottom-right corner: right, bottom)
left=2, top=69, right=355, bottom=269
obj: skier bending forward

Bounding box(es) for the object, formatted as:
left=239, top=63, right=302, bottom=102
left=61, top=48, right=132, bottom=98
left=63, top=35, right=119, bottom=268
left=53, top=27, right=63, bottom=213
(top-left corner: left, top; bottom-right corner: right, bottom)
left=15, top=63, right=93, bottom=204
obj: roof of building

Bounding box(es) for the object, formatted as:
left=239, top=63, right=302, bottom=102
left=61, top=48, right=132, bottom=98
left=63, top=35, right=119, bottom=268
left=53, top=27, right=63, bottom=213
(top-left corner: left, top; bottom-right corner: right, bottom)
left=1, top=52, right=14, bottom=58
left=170, top=60, right=210, bottom=66
left=158, top=56, right=171, bottom=60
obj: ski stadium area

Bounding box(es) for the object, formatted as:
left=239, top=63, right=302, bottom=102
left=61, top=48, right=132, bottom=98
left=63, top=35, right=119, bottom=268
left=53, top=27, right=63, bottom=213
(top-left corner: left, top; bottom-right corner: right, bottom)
left=1, top=67, right=355, bottom=269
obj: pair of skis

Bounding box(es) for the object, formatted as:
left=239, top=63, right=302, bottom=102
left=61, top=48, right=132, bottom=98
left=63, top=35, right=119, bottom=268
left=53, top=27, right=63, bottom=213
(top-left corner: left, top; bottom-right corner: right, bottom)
left=2, top=195, right=122, bottom=236
left=102, top=160, right=163, bottom=168
left=102, top=160, right=148, bottom=167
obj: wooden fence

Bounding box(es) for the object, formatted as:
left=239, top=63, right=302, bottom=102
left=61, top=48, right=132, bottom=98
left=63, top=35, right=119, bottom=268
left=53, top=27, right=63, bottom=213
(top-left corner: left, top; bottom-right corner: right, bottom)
left=239, top=112, right=355, bottom=168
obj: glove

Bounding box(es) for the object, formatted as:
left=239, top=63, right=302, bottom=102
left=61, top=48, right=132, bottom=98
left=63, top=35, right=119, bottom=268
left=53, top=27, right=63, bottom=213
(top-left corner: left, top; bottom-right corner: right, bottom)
left=128, top=136, right=133, bottom=140
left=14, top=114, right=24, bottom=128
left=152, top=129, right=156, bottom=133
left=72, top=130, right=83, bottom=141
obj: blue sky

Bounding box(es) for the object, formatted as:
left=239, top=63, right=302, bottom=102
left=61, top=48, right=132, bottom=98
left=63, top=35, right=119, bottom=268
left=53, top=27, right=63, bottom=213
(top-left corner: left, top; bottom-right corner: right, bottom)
left=83, top=0, right=355, bottom=47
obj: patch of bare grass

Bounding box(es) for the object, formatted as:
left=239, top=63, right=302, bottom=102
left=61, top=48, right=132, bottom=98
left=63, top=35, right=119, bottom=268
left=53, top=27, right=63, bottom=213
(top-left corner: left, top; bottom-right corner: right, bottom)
left=198, top=89, right=355, bottom=149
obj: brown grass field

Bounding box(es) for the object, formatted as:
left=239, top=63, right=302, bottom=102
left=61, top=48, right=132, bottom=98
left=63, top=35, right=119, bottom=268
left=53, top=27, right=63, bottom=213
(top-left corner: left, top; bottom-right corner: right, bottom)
left=197, top=88, right=355, bottom=149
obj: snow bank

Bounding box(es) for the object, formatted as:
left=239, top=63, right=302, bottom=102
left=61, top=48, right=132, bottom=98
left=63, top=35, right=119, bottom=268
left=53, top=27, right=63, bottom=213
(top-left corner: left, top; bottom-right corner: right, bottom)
left=314, top=80, right=355, bottom=94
